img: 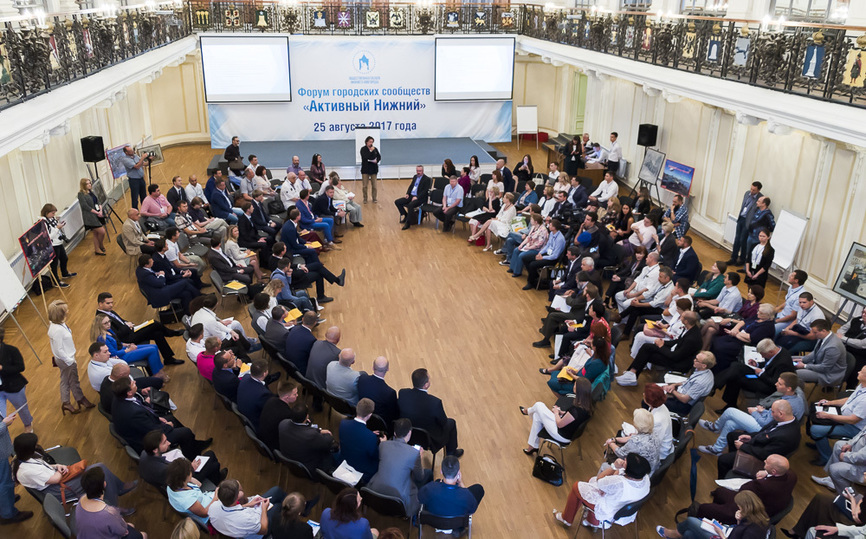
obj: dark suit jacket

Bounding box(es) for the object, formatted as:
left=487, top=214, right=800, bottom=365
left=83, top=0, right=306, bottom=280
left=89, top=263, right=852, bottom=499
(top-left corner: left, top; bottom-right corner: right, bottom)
left=212, top=368, right=240, bottom=402
left=99, top=376, right=116, bottom=413
left=398, top=388, right=451, bottom=447
left=286, top=326, right=317, bottom=374
left=209, top=188, right=234, bottom=220
left=263, top=319, right=290, bottom=356
left=358, top=374, right=399, bottom=426
left=96, top=309, right=135, bottom=342
left=312, top=195, right=337, bottom=218
left=306, top=340, right=340, bottom=388
left=756, top=348, right=795, bottom=390
left=405, top=175, right=432, bottom=204
left=500, top=167, right=514, bottom=192
left=558, top=259, right=581, bottom=294
left=673, top=247, right=701, bottom=284
left=165, top=186, right=188, bottom=211
left=740, top=420, right=802, bottom=459
left=658, top=234, right=679, bottom=268
left=237, top=214, right=264, bottom=250
left=700, top=471, right=797, bottom=524
left=151, top=253, right=185, bottom=284
left=251, top=200, right=272, bottom=229
left=135, top=267, right=185, bottom=308
left=278, top=420, right=336, bottom=473
left=653, top=325, right=703, bottom=370
left=207, top=249, right=247, bottom=283
left=237, top=375, right=273, bottom=429
left=339, top=419, right=380, bottom=480
left=258, top=397, right=293, bottom=450
left=279, top=221, right=317, bottom=262
left=0, top=343, right=27, bottom=393
left=112, top=397, right=170, bottom=453
left=570, top=185, right=588, bottom=209
left=138, top=452, right=170, bottom=488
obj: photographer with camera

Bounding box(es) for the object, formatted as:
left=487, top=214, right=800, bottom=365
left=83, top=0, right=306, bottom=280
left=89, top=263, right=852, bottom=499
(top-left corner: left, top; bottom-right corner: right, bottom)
left=121, top=145, right=150, bottom=209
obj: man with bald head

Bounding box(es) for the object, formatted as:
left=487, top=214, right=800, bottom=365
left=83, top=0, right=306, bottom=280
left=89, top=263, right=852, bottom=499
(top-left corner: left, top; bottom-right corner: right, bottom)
left=359, top=357, right=399, bottom=426
left=121, top=208, right=156, bottom=255
left=697, top=454, right=796, bottom=524
left=306, top=325, right=341, bottom=388
left=327, top=349, right=364, bottom=405
left=496, top=158, right=514, bottom=193
left=716, top=400, right=801, bottom=478
left=286, top=155, right=303, bottom=177
left=97, top=361, right=163, bottom=414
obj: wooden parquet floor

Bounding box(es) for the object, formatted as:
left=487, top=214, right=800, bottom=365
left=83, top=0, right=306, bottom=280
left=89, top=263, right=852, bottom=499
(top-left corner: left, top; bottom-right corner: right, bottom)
left=2, top=141, right=823, bottom=538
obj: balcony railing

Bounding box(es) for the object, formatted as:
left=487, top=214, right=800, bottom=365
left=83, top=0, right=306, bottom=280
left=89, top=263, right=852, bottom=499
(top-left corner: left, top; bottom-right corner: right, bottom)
left=1, top=3, right=865, bottom=112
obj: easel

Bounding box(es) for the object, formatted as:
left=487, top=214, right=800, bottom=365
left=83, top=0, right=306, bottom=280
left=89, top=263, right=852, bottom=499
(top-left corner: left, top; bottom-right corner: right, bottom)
left=626, top=146, right=662, bottom=204
left=3, top=299, right=45, bottom=365
left=831, top=298, right=864, bottom=327
left=34, top=265, right=68, bottom=320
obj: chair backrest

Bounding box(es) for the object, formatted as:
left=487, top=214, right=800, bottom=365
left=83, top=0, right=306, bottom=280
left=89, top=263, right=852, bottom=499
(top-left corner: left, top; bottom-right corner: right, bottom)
left=686, top=400, right=705, bottom=430
left=651, top=453, right=675, bottom=487
left=408, top=427, right=434, bottom=452
left=426, top=188, right=444, bottom=205
left=673, top=430, right=694, bottom=461
left=360, top=486, right=408, bottom=519
left=419, top=508, right=471, bottom=532
left=366, top=413, right=388, bottom=435
left=610, top=324, right=624, bottom=349
left=693, top=262, right=703, bottom=286
left=108, top=423, right=128, bottom=447
left=844, top=352, right=857, bottom=386
left=209, top=270, right=226, bottom=292
left=315, top=468, right=353, bottom=496
left=323, top=390, right=357, bottom=418
left=97, top=402, right=112, bottom=421
left=244, top=425, right=276, bottom=462
left=115, top=234, right=126, bottom=254
left=43, top=493, right=72, bottom=538
left=177, top=231, right=190, bottom=252
left=479, top=173, right=492, bottom=185
left=611, top=488, right=653, bottom=523
left=433, top=176, right=449, bottom=190
left=516, top=180, right=527, bottom=193
left=231, top=402, right=254, bottom=430
left=769, top=496, right=794, bottom=525
left=591, top=358, right=613, bottom=402
left=274, top=449, right=315, bottom=481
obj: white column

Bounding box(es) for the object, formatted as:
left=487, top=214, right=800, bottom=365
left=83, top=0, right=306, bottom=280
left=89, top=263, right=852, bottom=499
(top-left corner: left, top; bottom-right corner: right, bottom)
left=725, top=0, right=771, bottom=20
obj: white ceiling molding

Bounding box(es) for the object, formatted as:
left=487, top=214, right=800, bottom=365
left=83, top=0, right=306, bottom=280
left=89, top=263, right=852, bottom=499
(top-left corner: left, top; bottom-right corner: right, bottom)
left=516, top=35, right=866, bottom=149
left=0, top=36, right=197, bottom=159
left=766, top=118, right=793, bottom=136
left=735, top=112, right=761, bottom=126
left=642, top=84, right=662, bottom=97
left=49, top=120, right=70, bottom=138
left=662, top=89, right=682, bottom=103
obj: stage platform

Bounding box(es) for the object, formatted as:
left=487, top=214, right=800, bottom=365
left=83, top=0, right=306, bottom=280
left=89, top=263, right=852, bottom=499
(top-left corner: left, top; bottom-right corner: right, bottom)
left=214, top=137, right=500, bottom=180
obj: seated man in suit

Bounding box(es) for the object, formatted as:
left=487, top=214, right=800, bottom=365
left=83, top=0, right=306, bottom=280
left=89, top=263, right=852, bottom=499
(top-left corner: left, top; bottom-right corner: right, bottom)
left=838, top=309, right=866, bottom=389
left=237, top=358, right=277, bottom=430
left=207, top=236, right=261, bottom=293
left=339, top=398, right=385, bottom=483
left=366, top=418, right=431, bottom=517
left=698, top=372, right=806, bottom=456
left=672, top=235, right=700, bottom=284
left=326, top=348, right=362, bottom=406
left=165, top=175, right=189, bottom=211
left=312, top=185, right=347, bottom=230
left=212, top=351, right=243, bottom=402
left=616, top=311, right=702, bottom=386
left=358, top=356, right=400, bottom=427
left=713, top=339, right=795, bottom=410
left=263, top=306, right=292, bottom=356
left=534, top=280, right=599, bottom=349
left=209, top=177, right=239, bottom=225
left=268, top=241, right=337, bottom=304
left=258, top=381, right=299, bottom=451
left=151, top=239, right=205, bottom=289
left=523, top=219, right=567, bottom=291
left=395, top=165, right=432, bottom=229
left=98, top=362, right=163, bottom=414
left=280, top=210, right=349, bottom=292
left=306, top=324, right=340, bottom=387
left=111, top=377, right=211, bottom=459
left=135, top=254, right=200, bottom=315
left=715, top=399, right=801, bottom=479
left=812, top=422, right=866, bottom=494
left=250, top=190, right=280, bottom=238
left=398, top=368, right=463, bottom=458
left=238, top=201, right=273, bottom=252
left=121, top=208, right=156, bottom=256
left=278, top=402, right=339, bottom=473
left=96, top=291, right=184, bottom=365
left=286, top=312, right=319, bottom=375
left=794, top=319, right=848, bottom=387
left=546, top=247, right=581, bottom=303
left=418, top=456, right=485, bottom=524
left=806, top=366, right=866, bottom=467
left=139, top=429, right=224, bottom=489
left=695, top=454, right=795, bottom=525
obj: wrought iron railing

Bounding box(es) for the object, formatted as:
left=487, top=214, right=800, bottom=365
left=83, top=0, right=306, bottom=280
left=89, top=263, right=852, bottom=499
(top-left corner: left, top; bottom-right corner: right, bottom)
left=0, top=8, right=189, bottom=110
left=1, top=3, right=865, bottom=111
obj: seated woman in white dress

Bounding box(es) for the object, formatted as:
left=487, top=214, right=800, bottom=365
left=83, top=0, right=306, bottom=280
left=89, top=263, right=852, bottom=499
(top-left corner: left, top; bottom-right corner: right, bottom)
left=630, top=298, right=692, bottom=358
left=224, top=225, right=264, bottom=282
left=468, top=193, right=517, bottom=252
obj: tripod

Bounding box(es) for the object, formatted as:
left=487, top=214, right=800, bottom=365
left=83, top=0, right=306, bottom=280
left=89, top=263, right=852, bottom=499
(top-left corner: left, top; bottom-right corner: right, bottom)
left=627, top=146, right=662, bottom=204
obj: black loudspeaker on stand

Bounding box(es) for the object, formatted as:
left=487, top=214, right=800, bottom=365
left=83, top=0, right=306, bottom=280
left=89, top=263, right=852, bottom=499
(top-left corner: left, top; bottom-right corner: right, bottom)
left=628, top=124, right=661, bottom=203
left=80, top=136, right=105, bottom=163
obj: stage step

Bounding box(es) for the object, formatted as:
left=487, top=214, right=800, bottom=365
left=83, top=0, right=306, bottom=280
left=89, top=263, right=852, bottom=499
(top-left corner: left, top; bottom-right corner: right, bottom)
left=474, top=140, right=507, bottom=162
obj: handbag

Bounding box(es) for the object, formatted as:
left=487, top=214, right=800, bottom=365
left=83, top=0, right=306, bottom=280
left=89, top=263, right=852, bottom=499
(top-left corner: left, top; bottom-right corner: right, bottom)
left=268, top=199, right=285, bottom=214
left=148, top=389, right=172, bottom=415
left=59, top=460, right=89, bottom=507
left=808, top=403, right=840, bottom=427
left=532, top=452, right=564, bottom=487
left=732, top=451, right=764, bottom=478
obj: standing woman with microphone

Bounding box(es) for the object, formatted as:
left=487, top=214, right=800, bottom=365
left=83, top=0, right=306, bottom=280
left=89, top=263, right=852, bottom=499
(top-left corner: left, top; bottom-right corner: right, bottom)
left=359, top=136, right=381, bottom=204
left=40, top=203, right=77, bottom=288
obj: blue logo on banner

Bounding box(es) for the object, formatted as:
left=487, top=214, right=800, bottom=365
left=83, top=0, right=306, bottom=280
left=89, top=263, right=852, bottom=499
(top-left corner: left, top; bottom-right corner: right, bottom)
left=353, top=50, right=375, bottom=74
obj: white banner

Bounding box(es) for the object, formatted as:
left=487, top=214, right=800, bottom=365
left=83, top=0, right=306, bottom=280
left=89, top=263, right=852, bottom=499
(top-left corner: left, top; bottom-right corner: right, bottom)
left=208, top=35, right=512, bottom=146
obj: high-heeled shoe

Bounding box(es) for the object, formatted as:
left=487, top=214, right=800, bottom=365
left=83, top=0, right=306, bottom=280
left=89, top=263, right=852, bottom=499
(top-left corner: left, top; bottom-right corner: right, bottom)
left=482, top=245, right=493, bottom=252
left=61, top=402, right=80, bottom=415
left=77, top=397, right=95, bottom=409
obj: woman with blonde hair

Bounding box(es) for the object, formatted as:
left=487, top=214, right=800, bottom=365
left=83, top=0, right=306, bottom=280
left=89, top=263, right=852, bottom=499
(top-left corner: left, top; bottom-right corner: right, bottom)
left=263, top=279, right=284, bottom=311
left=467, top=186, right=501, bottom=239
left=224, top=225, right=265, bottom=282
left=47, top=299, right=93, bottom=415
left=599, top=196, right=621, bottom=226
left=603, top=408, right=661, bottom=473
left=553, top=172, right=571, bottom=195
left=90, top=313, right=167, bottom=378
left=170, top=518, right=198, bottom=539
left=328, top=172, right=363, bottom=227
left=468, top=192, right=517, bottom=251
left=78, top=178, right=107, bottom=256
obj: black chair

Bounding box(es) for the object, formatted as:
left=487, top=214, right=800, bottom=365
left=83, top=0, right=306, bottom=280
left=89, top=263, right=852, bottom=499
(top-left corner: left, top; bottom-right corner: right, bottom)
left=686, top=399, right=705, bottom=430
left=770, top=497, right=794, bottom=525
left=116, top=234, right=135, bottom=275
left=315, top=468, right=354, bottom=497
left=538, top=419, right=588, bottom=468
left=244, top=425, right=276, bottom=463
left=408, top=427, right=439, bottom=473
left=360, top=487, right=411, bottom=537
left=433, top=176, right=449, bottom=190
left=470, top=183, right=487, bottom=197
left=323, top=390, right=357, bottom=422
left=97, top=402, right=112, bottom=421
left=43, top=493, right=73, bottom=538
left=610, top=324, right=625, bottom=350
left=231, top=402, right=255, bottom=430
left=295, top=371, right=327, bottom=407
left=418, top=188, right=444, bottom=226
left=366, top=413, right=388, bottom=436
left=108, top=423, right=140, bottom=463
left=516, top=180, right=527, bottom=193
left=650, top=453, right=675, bottom=487
left=418, top=506, right=472, bottom=538
left=215, top=390, right=234, bottom=412
left=274, top=449, right=317, bottom=482
left=479, top=173, right=492, bottom=185
left=137, top=283, right=182, bottom=324
left=575, top=488, right=654, bottom=539
left=209, top=269, right=248, bottom=307
left=247, top=304, right=268, bottom=340
left=276, top=352, right=301, bottom=381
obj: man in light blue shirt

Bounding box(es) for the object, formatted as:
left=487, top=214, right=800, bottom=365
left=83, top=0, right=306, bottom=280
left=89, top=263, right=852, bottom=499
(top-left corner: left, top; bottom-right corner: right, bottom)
left=433, top=176, right=464, bottom=232
left=121, top=145, right=149, bottom=209
left=774, top=270, right=808, bottom=334
left=524, top=219, right=566, bottom=290
left=696, top=272, right=743, bottom=317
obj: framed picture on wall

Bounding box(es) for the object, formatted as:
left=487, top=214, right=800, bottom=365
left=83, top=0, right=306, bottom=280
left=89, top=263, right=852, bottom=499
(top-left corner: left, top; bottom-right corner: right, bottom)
left=660, top=159, right=695, bottom=197
left=833, top=242, right=866, bottom=306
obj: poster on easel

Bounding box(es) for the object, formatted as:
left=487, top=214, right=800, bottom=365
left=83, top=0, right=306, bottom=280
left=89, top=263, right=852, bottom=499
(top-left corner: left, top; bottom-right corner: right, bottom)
left=833, top=242, right=866, bottom=305
left=18, top=221, right=55, bottom=278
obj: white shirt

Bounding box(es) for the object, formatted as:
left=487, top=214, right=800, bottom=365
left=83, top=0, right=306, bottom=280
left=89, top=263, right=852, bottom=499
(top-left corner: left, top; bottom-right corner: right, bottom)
left=540, top=197, right=557, bottom=217
left=86, top=357, right=126, bottom=391
left=634, top=264, right=661, bottom=294
left=590, top=179, right=618, bottom=204
left=48, top=323, right=76, bottom=367
left=186, top=339, right=205, bottom=363
left=608, top=140, right=622, bottom=162
left=166, top=239, right=181, bottom=263
left=16, top=459, right=57, bottom=490
left=208, top=500, right=263, bottom=539
left=280, top=180, right=304, bottom=208
left=546, top=170, right=560, bottom=184
left=779, top=285, right=804, bottom=319
left=796, top=303, right=825, bottom=327
left=651, top=404, right=674, bottom=459
left=185, top=183, right=207, bottom=204
left=191, top=308, right=231, bottom=341
left=751, top=243, right=765, bottom=266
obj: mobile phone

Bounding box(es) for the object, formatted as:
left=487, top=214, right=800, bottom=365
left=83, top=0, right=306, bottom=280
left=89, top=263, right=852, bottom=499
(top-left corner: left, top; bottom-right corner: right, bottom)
left=846, top=486, right=856, bottom=497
